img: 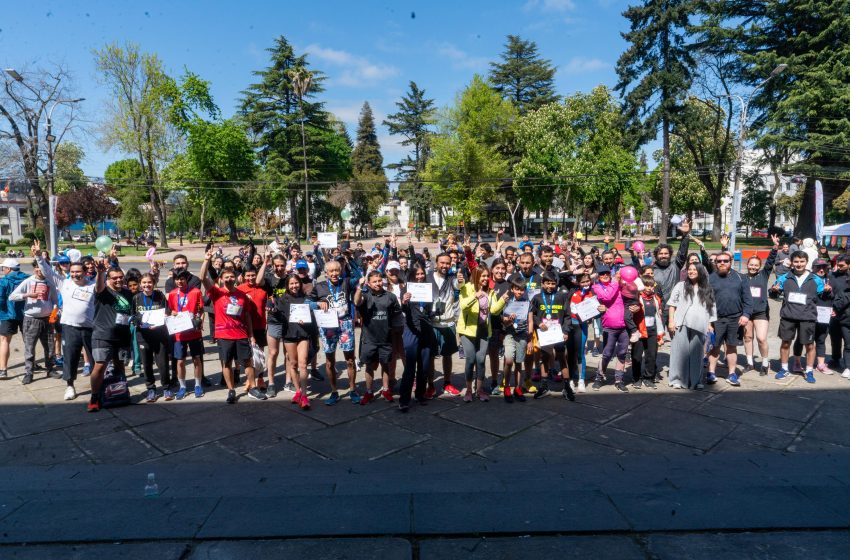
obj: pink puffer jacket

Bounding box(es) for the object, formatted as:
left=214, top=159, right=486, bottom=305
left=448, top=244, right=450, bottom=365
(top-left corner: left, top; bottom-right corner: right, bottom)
left=592, top=281, right=625, bottom=330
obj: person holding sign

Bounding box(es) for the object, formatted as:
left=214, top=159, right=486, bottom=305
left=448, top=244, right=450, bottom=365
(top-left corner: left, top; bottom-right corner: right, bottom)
left=87, top=257, right=132, bottom=412
left=201, top=250, right=264, bottom=403
left=167, top=269, right=205, bottom=399
left=567, top=273, right=596, bottom=393
left=529, top=271, right=574, bottom=401
left=277, top=274, right=319, bottom=410
left=457, top=265, right=508, bottom=403
left=397, top=262, right=436, bottom=411
left=509, top=252, right=543, bottom=392
left=501, top=277, right=532, bottom=402
left=312, top=259, right=359, bottom=405
left=770, top=251, right=825, bottom=384
left=8, top=260, right=57, bottom=385
left=743, top=234, right=779, bottom=376
left=629, top=277, right=663, bottom=389
left=132, top=274, right=172, bottom=402
left=354, top=271, right=402, bottom=405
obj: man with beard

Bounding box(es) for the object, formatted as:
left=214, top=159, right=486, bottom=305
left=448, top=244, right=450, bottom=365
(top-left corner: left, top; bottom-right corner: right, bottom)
left=257, top=253, right=289, bottom=396
left=652, top=219, right=692, bottom=328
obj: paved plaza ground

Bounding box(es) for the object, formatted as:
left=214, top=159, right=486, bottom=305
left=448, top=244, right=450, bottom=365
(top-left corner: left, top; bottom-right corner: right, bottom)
left=2, top=297, right=850, bottom=555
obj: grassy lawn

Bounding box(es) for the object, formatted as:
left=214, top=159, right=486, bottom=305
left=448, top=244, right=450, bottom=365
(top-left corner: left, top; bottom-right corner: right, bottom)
left=57, top=243, right=174, bottom=256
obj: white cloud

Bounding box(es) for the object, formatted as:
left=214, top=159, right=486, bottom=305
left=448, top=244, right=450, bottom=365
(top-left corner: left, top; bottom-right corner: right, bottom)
left=327, top=102, right=387, bottom=128
left=304, top=44, right=399, bottom=87
left=434, top=42, right=488, bottom=70
left=562, top=56, right=610, bottom=74
left=524, top=0, right=576, bottom=12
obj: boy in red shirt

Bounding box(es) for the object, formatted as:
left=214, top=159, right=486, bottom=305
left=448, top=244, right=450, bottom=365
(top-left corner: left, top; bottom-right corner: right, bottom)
left=238, top=262, right=270, bottom=391
left=166, top=269, right=205, bottom=399
left=200, top=250, right=263, bottom=403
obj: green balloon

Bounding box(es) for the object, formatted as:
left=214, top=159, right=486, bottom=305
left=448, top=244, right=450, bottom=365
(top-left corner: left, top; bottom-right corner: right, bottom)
left=94, top=235, right=113, bottom=253
left=340, top=208, right=352, bottom=220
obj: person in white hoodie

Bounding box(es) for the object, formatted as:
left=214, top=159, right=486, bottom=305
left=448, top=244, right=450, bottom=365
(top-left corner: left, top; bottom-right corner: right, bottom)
left=8, top=261, right=58, bottom=385
left=32, top=240, right=98, bottom=401
left=802, top=238, right=819, bottom=272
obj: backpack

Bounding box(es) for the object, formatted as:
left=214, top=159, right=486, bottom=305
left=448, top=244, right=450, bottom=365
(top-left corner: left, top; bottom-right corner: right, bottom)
left=100, top=362, right=131, bottom=408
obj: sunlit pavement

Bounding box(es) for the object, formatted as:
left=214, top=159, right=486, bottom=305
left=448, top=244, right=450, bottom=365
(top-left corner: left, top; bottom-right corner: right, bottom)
left=2, top=298, right=850, bottom=549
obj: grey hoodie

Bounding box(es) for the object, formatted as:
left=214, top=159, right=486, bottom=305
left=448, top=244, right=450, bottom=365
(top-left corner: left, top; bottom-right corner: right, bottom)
left=9, top=276, right=58, bottom=318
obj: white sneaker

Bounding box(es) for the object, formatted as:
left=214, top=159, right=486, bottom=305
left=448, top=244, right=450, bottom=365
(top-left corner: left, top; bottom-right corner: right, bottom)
left=577, top=379, right=586, bottom=393
left=64, top=386, right=76, bottom=400
left=842, top=369, right=850, bottom=380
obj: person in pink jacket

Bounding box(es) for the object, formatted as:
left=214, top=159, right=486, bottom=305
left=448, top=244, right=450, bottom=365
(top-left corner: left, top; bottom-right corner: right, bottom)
left=592, top=265, right=630, bottom=392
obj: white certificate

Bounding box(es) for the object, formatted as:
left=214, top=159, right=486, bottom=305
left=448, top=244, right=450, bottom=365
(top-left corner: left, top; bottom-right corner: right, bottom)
left=406, top=282, right=433, bottom=303
left=573, top=296, right=601, bottom=322
left=817, top=306, right=833, bottom=324
left=536, top=326, right=564, bottom=347
left=552, top=257, right=564, bottom=270
left=289, top=303, right=313, bottom=323
left=314, top=309, right=341, bottom=329
left=317, top=232, right=338, bottom=249
left=165, top=312, right=195, bottom=335
left=141, top=308, right=166, bottom=328
left=503, top=300, right=529, bottom=319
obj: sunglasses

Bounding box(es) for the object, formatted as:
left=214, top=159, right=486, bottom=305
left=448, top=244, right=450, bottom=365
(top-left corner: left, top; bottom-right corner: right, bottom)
left=716, top=259, right=731, bottom=263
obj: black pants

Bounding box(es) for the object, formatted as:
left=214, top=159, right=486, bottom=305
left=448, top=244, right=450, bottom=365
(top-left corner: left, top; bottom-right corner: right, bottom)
left=62, top=325, right=92, bottom=383
left=139, top=332, right=171, bottom=390
left=841, top=325, right=850, bottom=370
left=829, top=319, right=843, bottom=363
left=566, top=321, right=583, bottom=382
left=631, top=335, right=658, bottom=381
left=399, top=327, right=433, bottom=406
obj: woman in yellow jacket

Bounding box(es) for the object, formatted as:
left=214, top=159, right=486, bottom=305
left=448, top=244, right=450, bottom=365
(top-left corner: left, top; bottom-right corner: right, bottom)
left=458, top=265, right=509, bottom=402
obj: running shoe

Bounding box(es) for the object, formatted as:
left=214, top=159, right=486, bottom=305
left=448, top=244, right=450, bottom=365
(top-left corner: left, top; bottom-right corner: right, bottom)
left=350, top=391, right=361, bottom=404
left=842, top=369, right=850, bottom=379
left=632, top=380, right=643, bottom=389
left=463, top=390, right=473, bottom=403
left=816, top=363, right=830, bottom=375
left=309, top=368, right=324, bottom=381
left=226, top=389, right=236, bottom=404
left=726, top=373, right=741, bottom=386
left=163, top=389, right=174, bottom=401
left=706, top=373, right=718, bottom=384
left=54, top=356, right=64, bottom=368
left=87, top=397, right=100, bottom=413
left=563, top=382, right=576, bottom=402
left=381, top=388, right=394, bottom=403
left=82, top=363, right=91, bottom=377
left=145, top=389, right=157, bottom=403
left=21, top=373, right=32, bottom=385
left=266, top=384, right=276, bottom=398
left=533, top=384, right=550, bottom=399
left=760, top=364, right=769, bottom=376
left=643, top=379, right=656, bottom=390
left=284, top=382, right=296, bottom=393
left=398, top=403, right=410, bottom=413
left=577, top=379, right=586, bottom=393
left=503, top=386, right=514, bottom=403
left=443, top=383, right=461, bottom=396
left=176, top=387, right=188, bottom=400
left=513, top=387, right=527, bottom=402
left=194, top=385, right=204, bottom=398
left=64, top=386, right=76, bottom=400
left=477, top=389, right=489, bottom=402
left=592, top=379, right=602, bottom=391
left=614, top=382, right=629, bottom=393
left=424, top=386, right=436, bottom=400
left=360, top=391, right=374, bottom=406
left=300, top=394, right=311, bottom=409
left=805, top=370, right=816, bottom=384
left=775, top=369, right=790, bottom=380
left=326, top=391, right=340, bottom=406
left=523, top=378, right=538, bottom=393
left=248, top=387, right=267, bottom=401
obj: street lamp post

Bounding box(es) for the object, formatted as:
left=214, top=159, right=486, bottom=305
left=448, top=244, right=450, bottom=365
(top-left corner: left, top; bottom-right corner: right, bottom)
left=45, top=97, right=85, bottom=257
left=288, top=69, right=313, bottom=242
left=727, top=64, right=787, bottom=254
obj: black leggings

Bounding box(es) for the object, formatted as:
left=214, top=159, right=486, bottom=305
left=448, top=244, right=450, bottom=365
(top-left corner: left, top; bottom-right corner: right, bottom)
left=631, top=335, right=658, bottom=381
left=139, top=332, right=171, bottom=390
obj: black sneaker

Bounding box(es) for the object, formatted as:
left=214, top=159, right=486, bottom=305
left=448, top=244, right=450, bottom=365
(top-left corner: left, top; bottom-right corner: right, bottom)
left=0, top=369, right=7, bottom=380
left=614, top=382, right=629, bottom=393
left=309, top=368, right=324, bottom=381
left=759, top=364, right=769, bottom=376
left=226, top=389, right=236, bottom=404
left=266, top=384, right=277, bottom=398
left=653, top=375, right=663, bottom=384
left=49, top=370, right=63, bottom=379
left=592, top=379, right=602, bottom=391
left=533, top=384, right=550, bottom=399
left=201, top=376, right=211, bottom=387
left=563, top=383, right=576, bottom=402
left=514, top=390, right=527, bottom=402
left=642, top=379, right=657, bottom=390
left=632, top=379, right=643, bottom=389
left=21, top=373, right=33, bottom=385
left=248, top=387, right=267, bottom=401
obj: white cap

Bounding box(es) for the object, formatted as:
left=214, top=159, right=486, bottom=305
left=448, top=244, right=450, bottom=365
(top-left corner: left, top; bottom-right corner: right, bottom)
left=1, top=258, right=19, bottom=269
left=386, top=260, right=401, bottom=271
left=66, top=249, right=82, bottom=263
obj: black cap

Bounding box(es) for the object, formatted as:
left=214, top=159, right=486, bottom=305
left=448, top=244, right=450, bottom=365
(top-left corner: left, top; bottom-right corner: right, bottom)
left=597, top=265, right=612, bottom=274
left=172, top=268, right=190, bottom=279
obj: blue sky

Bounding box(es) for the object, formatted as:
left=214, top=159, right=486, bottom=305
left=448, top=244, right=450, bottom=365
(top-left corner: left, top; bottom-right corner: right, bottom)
left=1, top=0, right=633, bottom=178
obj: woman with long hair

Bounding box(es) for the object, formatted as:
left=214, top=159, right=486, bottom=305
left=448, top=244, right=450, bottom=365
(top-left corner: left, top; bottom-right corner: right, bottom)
left=278, top=274, right=318, bottom=409
left=397, top=262, right=435, bottom=411
left=667, top=263, right=717, bottom=389
left=457, top=264, right=508, bottom=402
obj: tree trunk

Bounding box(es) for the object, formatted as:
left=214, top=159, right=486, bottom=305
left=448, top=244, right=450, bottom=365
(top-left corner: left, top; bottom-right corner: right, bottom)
left=198, top=200, right=206, bottom=241
left=289, top=192, right=299, bottom=240
left=228, top=216, right=238, bottom=243
left=542, top=207, right=550, bottom=241
left=768, top=169, right=782, bottom=229
left=712, top=200, right=723, bottom=241
left=660, top=118, right=671, bottom=244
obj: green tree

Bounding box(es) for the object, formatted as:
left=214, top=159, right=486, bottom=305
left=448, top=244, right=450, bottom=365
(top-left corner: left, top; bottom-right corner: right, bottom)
left=698, top=0, right=850, bottom=237
left=94, top=42, right=217, bottom=247
left=185, top=119, right=256, bottom=242
left=52, top=143, right=87, bottom=193
left=104, top=158, right=151, bottom=235
left=615, top=0, right=695, bottom=243
left=424, top=76, right=514, bottom=228
left=349, top=102, right=388, bottom=234
left=383, top=81, right=436, bottom=229
left=650, top=144, right=712, bottom=218
left=489, top=35, right=558, bottom=115
left=740, top=172, right=771, bottom=233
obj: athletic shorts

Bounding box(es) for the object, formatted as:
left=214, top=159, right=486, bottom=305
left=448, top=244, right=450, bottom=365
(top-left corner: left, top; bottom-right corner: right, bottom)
left=319, top=318, right=355, bottom=354
left=91, top=339, right=125, bottom=363
left=218, top=338, right=252, bottom=365
left=0, top=319, right=21, bottom=336
left=713, top=316, right=741, bottom=347
left=778, top=319, right=815, bottom=345
left=360, top=342, right=392, bottom=365
left=433, top=325, right=459, bottom=357
left=173, top=339, right=204, bottom=360
left=266, top=322, right=284, bottom=340
left=751, top=310, right=769, bottom=322
left=503, top=333, right=528, bottom=363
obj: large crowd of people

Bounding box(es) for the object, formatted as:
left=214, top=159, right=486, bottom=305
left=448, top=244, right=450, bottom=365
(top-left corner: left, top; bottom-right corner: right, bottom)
left=1, top=220, right=847, bottom=414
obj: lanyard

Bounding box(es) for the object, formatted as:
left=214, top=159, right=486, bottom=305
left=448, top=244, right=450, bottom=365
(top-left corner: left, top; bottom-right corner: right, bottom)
left=328, top=280, right=341, bottom=302
left=142, top=293, right=153, bottom=310
left=177, top=289, right=188, bottom=312
left=543, top=292, right=555, bottom=317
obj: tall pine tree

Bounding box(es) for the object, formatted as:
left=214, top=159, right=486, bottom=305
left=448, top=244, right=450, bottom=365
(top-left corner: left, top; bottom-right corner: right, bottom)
left=384, top=81, right=436, bottom=228
left=489, top=35, right=559, bottom=115
left=349, top=102, right=388, bottom=233
left=615, top=0, right=694, bottom=243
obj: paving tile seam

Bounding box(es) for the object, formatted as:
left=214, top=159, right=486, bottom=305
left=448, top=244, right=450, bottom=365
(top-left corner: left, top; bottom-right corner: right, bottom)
left=578, top=422, right=706, bottom=455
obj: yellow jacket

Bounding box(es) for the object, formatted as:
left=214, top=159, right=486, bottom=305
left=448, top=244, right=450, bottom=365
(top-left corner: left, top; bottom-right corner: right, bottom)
left=457, top=283, right=507, bottom=338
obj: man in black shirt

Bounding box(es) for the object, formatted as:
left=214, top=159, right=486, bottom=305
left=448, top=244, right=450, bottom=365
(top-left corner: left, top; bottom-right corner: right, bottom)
left=87, top=261, right=133, bottom=412
left=354, top=270, right=401, bottom=405
left=163, top=254, right=202, bottom=293
left=258, top=253, right=289, bottom=395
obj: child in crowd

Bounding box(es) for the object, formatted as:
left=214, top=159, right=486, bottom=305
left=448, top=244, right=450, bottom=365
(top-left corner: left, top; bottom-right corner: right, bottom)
left=354, top=271, right=402, bottom=405
left=630, top=276, right=662, bottom=389
left=501, top=277, right=531, bottom=402
left=529, top=271, right=574, bottom=401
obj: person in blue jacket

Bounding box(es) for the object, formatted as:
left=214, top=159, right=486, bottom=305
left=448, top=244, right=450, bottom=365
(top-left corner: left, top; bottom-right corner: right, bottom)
left=770, top=250, right=826, bottom=383
left=0, top=258, right=29, bottom=379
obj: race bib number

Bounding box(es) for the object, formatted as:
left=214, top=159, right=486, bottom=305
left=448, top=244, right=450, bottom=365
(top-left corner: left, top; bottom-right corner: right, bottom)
left=645, top=315, right=655, bottom=328
left=788, top=292, right=807, bottom=305
left=115, top=313, right=130, bottom=326
left=226, top=303, right=243, bottom=317
left=750, top=286, right=762, bottom=299
left=72, top=288, right=92, bottom=302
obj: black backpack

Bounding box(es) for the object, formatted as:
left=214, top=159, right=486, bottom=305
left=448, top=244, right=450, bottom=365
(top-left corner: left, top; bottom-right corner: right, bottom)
left=100, top=362, right=131, bottom=408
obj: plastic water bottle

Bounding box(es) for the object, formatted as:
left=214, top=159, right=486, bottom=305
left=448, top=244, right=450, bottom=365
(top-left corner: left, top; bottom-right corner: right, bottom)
left=144, top=473, right=159, bottom=497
